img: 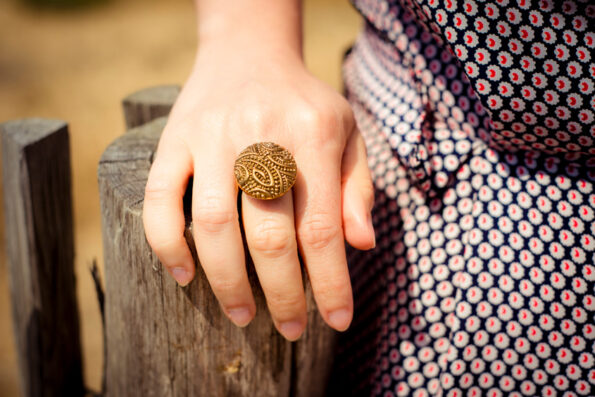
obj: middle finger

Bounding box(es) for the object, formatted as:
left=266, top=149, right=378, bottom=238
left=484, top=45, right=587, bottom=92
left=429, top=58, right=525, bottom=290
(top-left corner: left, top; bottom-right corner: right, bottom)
left=242, top=192, right=307, bottom=341
left=192, top=148, right=256, bottom=327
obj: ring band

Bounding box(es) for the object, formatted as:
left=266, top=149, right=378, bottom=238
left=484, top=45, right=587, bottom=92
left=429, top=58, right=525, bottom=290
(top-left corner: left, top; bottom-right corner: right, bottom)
left=234, top=142, right=297, bottom=200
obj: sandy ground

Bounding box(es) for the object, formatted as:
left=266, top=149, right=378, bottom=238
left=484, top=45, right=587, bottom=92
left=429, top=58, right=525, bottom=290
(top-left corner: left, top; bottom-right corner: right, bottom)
left=0, top=0, right=361, bottom=394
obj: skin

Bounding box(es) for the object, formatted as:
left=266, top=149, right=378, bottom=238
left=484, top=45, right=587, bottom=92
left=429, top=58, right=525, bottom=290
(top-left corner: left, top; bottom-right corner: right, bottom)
left=143, top=0, right=375, bottom=341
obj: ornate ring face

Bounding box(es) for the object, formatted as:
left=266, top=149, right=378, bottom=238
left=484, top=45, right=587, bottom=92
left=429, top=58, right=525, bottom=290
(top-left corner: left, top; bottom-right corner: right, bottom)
left=234, top=142, right=297, bottom=200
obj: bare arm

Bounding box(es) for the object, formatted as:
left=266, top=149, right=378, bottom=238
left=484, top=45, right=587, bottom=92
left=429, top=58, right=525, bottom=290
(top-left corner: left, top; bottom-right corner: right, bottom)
left=197, top=0, right=302, bottom=56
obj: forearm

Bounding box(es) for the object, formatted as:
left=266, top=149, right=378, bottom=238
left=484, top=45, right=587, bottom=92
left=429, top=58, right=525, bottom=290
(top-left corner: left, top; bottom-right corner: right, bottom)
left=195, top=0, right=303, bottom=61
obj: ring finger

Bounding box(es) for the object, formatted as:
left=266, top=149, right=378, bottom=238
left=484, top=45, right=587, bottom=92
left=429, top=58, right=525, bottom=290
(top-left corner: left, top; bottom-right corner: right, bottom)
left=242, top=192, right=307, bottom=341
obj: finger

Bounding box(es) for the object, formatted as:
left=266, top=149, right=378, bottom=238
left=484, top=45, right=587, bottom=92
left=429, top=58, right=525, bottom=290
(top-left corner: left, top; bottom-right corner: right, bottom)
left=192, top=148, right=256, bottom=327
left=242, top=192, right=307, bottom=341
left=143, top=140, right=195, bottom=286
left=294, top=147, right=354, bottom=331
left=341, top=130, right=375, bottom=250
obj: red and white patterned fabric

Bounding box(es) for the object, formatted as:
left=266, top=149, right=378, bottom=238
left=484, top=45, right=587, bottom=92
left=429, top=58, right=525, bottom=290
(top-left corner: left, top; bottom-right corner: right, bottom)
left=328, top=1, right=595, bottom=396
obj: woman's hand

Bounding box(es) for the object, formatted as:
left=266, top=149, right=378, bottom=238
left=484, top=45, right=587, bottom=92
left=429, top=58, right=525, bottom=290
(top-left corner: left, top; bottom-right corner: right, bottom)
left=142, top=1, right=375, bottom=341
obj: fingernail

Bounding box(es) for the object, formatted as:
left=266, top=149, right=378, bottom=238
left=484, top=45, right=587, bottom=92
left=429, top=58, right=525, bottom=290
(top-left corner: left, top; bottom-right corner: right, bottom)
left=328, top=309, right=352, bottom=331
left=228, top=307, right=252, bottom=327
left=171, top=267, right=192, bottom=286
left=278, top=321, right=304, bottom=341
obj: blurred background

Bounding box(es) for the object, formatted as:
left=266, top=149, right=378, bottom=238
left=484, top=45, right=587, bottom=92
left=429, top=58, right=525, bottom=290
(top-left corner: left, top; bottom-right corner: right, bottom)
left=0, top=0, right=361, bottom=394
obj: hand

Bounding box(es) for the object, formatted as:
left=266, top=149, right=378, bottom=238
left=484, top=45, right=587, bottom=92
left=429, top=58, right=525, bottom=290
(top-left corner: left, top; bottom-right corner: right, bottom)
left=143, top=40, right=375, bottom=341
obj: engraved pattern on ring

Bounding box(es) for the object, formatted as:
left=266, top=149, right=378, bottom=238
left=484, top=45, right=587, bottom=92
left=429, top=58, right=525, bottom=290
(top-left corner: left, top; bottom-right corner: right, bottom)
left=234, top=142, right=297, bottom=200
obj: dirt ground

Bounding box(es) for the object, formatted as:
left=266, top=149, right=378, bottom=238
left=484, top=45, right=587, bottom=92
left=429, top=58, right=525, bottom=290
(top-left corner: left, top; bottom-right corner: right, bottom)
left=0, top=0, right=361, bottom=394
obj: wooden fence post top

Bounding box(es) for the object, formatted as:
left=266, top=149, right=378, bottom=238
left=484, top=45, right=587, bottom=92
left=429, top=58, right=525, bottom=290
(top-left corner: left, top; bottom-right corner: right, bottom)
left=98, top=117, right=165, bottom=211
left=1, top=118, right=67, bottom=145
left=121, top=85, right=181, bottom=129
left=122, top=84, right=181, bottom=104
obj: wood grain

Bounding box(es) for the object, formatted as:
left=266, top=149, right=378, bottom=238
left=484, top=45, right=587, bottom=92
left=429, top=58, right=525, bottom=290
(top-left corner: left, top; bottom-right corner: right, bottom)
left=1, top=119, right=84, bottom=397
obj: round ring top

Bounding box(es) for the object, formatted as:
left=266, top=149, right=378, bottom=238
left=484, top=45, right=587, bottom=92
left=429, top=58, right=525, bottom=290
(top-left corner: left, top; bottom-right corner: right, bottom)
left=234, top=142, right=297, bottom=200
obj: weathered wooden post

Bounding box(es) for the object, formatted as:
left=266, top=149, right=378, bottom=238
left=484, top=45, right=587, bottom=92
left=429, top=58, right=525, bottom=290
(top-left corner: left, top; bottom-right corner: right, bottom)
left=1, top=119, right=84, bottom=397
left=122, top=84, right=181, bottom=129
left=97, top=86, right=337, bottom=396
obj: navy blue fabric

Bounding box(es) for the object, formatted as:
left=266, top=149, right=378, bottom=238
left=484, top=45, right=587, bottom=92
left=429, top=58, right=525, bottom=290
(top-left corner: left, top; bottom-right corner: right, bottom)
left=328, top=1, right=595, bottom=396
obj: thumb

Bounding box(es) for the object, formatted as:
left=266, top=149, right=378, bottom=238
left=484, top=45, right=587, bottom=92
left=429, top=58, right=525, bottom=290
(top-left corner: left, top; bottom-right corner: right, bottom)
left=341, top=129, right=375, bottom=250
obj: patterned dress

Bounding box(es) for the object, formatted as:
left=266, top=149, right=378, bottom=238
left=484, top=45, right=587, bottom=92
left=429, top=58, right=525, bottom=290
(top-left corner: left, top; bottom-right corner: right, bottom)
left=330, top=1, right=595, bottom=396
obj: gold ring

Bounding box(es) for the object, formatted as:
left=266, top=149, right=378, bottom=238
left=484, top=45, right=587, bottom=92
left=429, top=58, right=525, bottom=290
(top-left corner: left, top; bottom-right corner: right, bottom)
left=234, top=142, right=297, bottom=200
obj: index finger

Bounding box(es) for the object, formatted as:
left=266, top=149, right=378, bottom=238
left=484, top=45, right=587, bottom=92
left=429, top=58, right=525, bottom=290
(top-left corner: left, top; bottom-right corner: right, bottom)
left=143, top=140, right=195, bottom=286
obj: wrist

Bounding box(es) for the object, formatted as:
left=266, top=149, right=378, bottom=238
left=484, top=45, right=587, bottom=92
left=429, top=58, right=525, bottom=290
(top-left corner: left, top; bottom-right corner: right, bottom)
left=196, top=2, right=303, bottom=61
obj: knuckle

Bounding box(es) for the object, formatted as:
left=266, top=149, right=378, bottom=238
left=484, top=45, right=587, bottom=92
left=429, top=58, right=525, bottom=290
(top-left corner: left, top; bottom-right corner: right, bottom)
left=298, top=214, right=341, bottom=251
left=312, top=277, right=348, bottom=304
left=267, top=292, right=305, bottom=315
left=147, top=235, right=181, bottom=256
left=208, top=274, right=244, bottom=295
left=295, top=104, right=347, bottom=154
left=240, top=104, right=267, bottom=129
left=250, top=219, right=295, bottom=258
left=193, top=199, right=236, bottom=234
left=144, top=177, right=175, bottom=202
left=297, top=105, right=336, bottom=137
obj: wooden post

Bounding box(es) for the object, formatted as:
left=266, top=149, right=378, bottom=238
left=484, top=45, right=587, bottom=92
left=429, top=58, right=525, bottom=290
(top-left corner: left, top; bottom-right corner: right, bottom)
left=1, top=119, right=84, bottom=397
left=121, top=85, right=181, bottom=129
left=97, top=87, right=337, bottom=396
